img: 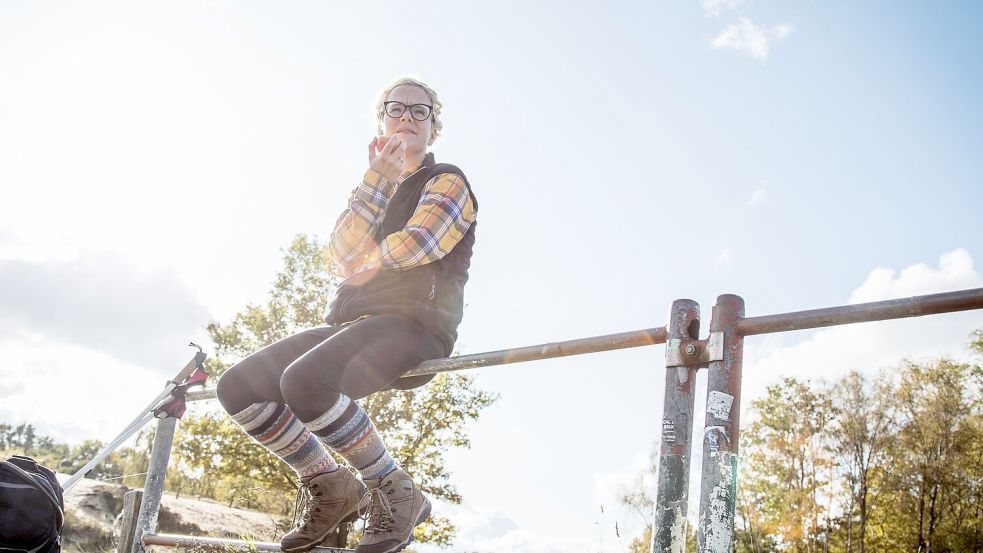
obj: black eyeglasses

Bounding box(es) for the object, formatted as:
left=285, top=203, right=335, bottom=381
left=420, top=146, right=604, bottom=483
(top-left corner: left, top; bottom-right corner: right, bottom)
left=384, top=101, right=433, bottom=121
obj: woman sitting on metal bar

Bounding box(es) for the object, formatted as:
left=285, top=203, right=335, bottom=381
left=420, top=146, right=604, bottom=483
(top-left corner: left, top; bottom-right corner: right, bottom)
left=215, top=76, right=478, bottom=553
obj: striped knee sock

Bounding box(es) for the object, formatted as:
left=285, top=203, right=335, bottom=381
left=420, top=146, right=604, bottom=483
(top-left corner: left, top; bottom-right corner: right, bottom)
left=230, top=401, right=339, bottom=478
left=305, top=394, right=397, bottom=480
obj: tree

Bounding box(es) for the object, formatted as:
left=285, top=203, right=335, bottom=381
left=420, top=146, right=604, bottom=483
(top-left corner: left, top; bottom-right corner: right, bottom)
left=618, top=459, right=657, bottom=553
left=972, top=329, right=983, bottom=358
left=0, top=422, right=52, bottom=454
left=735, top=470, right=780, bottom=553
left=620, top=472, right=652, bottom=552
left=952, top=329, right=983, bottom=551
left=616, top=452, right=701, bottom=553
left=828, top=370, right=895, bottom=553
left=945, top=411, right=983, bottom=553
left=195, top=233, right=496, bottom=547
left=884, top=357, right=982, bottom=552
left=0, top=422, right=147, bottom=486
left=59, top=439, right=125, bottom=480
left=740, top=377, right=835, bottom=552
left=0, top=423, right=66, bottom=470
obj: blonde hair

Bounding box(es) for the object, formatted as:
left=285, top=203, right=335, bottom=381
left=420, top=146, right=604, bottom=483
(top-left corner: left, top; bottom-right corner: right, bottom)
left=375, top=77, right=443, bottom=144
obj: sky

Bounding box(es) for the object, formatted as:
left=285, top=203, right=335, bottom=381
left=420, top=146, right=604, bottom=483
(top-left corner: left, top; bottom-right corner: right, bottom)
left=2, top=1, right=983, bottom=551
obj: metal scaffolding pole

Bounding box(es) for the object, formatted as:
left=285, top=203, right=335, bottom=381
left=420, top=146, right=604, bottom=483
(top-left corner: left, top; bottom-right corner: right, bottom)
left=697, top=295, right=745, bottom=552
left=652, top=300, right=702, bottom=552
left=131, top=416, right=178, bottom=553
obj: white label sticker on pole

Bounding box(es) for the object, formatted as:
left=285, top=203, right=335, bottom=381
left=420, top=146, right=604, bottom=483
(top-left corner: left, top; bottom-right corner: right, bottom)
left=707, top=391, right=734, bottom=421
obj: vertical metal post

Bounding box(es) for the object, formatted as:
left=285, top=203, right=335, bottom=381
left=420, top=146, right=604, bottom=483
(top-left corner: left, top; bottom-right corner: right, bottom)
left=697, top=294, right=745, bottom=552
left=131, top=416, right=178, bottom=553
left=652, top=299, right=701, bottom=553
left=117, top=490, right=143, bottom=553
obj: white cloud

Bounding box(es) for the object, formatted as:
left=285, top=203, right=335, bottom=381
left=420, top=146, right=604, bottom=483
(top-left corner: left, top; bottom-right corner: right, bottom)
left=441, top=529, right=596, bottom=553
left=718, top=248, right=735, bottom=264
left=710, top=18, right=795, bottom=61
left=772, top=23, right=794, bottom=41
left=0, top=334, right=174, bottom=445
left=702, top=0, right=747, bottom=17
left=436, top=501, right=518, bottom=541
left=848, top=249, right=978, bottom=304
left=0, top=252, right=210, bottom=371
left=741, top=249, right=983, bottom=410
left=413, top=465, right=668, bottom=553
left=415, top=500, right=597, bottom=553
left=747, top=186, right=768, bottom=206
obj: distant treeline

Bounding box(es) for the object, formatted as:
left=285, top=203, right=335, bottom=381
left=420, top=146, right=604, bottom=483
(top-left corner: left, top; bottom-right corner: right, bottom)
left=0, top=422, right=150, bottom=487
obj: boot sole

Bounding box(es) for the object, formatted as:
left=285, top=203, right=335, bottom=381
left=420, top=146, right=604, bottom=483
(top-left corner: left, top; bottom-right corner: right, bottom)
left=281, top=509, right=361, bottom=553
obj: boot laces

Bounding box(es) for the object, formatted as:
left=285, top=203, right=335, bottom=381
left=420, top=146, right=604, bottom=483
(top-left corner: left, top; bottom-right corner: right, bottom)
left=292, top=483, right=320, bottom=530
left=358, top=488, right=395, bottom=534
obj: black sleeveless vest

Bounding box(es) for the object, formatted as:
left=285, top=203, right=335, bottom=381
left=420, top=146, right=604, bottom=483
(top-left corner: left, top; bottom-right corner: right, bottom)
left=327, top=153, right=478, bottom=356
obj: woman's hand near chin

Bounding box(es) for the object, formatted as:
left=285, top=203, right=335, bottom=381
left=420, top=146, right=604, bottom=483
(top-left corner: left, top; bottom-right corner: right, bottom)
left=368, top=135, right=406, bottom=182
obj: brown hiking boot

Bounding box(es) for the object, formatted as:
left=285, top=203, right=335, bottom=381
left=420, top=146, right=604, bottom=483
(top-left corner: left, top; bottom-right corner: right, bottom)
left=281, top=468, right=367, bottom=553
left=354, top=468, right=432, bottom=553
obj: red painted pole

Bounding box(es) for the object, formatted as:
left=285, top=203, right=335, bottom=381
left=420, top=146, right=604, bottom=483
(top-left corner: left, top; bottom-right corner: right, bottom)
left=697, top=294, right=745, bottom=552
left=653, top=299, right=702, bottom=552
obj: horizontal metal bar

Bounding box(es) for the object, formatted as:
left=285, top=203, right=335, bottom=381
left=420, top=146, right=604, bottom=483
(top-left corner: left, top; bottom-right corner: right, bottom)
left=187, top=389, right=216, bottom=402
left=737, top=287, right=983, bottom=336
left=142, top=533, right=352, bottom=552
left=403, top=325, right=669, bottom=377
left=187, top=326, right=668, bottom=402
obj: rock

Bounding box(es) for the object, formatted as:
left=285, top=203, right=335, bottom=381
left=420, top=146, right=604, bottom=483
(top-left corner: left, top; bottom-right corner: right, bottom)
left=58, top=475, right=291, bottom=552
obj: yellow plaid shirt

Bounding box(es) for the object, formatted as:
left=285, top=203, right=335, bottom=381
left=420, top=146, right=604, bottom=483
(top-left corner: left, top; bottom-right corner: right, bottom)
left=329, top=164, right=476, bottom=278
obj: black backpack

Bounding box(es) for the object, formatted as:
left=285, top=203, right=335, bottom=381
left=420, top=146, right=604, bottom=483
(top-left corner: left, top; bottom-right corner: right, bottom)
left=0, top=456, right=64, bottom=553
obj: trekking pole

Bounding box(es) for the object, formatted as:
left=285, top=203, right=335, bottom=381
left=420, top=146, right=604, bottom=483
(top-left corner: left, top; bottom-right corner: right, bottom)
left=61, top=411, right=155, bottom=493
left=61, top=344, right=208, bottom=493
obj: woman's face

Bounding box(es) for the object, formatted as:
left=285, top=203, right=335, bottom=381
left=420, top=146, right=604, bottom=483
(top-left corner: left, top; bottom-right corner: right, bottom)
left=382, top=85, right=434, bottom=157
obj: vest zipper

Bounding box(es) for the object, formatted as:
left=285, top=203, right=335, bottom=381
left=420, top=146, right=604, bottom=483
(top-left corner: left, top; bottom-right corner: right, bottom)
left=429, top=274, right=437, bottom=300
